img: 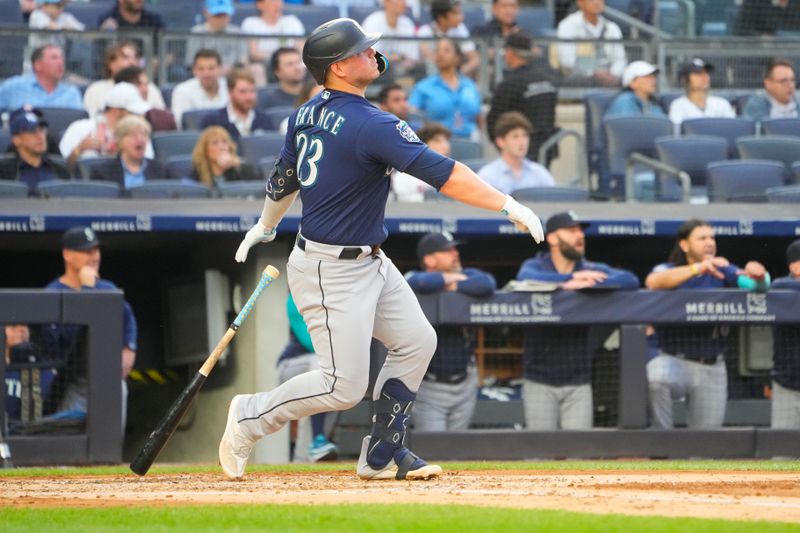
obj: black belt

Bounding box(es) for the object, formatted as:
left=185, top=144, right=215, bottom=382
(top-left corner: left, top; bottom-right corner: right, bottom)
left=296, top=236, right=380, bottom=259
left=424, top=371, right=468, bottom=385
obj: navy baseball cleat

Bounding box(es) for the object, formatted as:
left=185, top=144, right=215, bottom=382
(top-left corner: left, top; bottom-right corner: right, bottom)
left=219, top=395, right=255, bottom=480
left=356, top=436, right=442, bottom=480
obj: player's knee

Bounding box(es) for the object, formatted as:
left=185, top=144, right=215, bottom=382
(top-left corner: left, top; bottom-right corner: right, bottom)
left=415, top=322, right=437, bottom=360
left=330, top=375, right=369, bottom=409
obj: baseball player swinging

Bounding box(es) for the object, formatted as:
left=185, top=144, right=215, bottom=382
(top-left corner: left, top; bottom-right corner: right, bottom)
left=219, top=18, right=544, bottom=481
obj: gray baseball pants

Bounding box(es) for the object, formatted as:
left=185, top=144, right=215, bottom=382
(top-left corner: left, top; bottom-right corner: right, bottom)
left=522, top=380, right=593, bottom=430
left=771, top=381, right=800, bottom=429
left=235, top=238, right=437, bottom=442
left=413, top=366, right=478, bottom=431
left=276, top=353, right=318, bottom=462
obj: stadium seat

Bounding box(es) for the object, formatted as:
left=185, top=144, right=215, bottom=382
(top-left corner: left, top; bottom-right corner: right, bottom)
left=149, top=1, right=204, bottom=29
left=231, top=4, right=258, bottom=25
left=766, top=185, right=800, bottom=203
left=602, top=115, right=673, bottom=198
left=217, top=180, right=267, bottom=199
left=36, top=179, right=121, bottom=199
left=706, top=160, right=785, bottom=202
left=515, top=6, right=554, bottom=36
left=461, top=158, right=492, bottom=172
left=239, top=132, right=286, bottom=166
left=127, top=180, right=211, bottom=199
left=681, top=117, right=756, bottom=157
left=659, top=91, right=684, bottom=113
left=65, top=2, right=113, bottom=28
left=152, top=131, right=201, bottom=162
left=283, top=4, right=340, bottom=32
left=0, top=180, right=29, bottom=198
left=736, top=135, right=800, bottom=179
left=38, top=108, right=90, bottom=140
left=462, top=5, right=488, bottom=32
left=792, top=161, right=800, bottom=184
left=261, top=106, right=295, bottom=130
left=0, top=34, right=25, bottom=79
left=160, top=84, right=175, bottom=109
left=655, top=135, right=728, bottom=200
left=0, top=0, right=22, bottom=24
left=449, top=139, right=482, bottom=160
left=0, top=129, right=10, bottom=152
left=511, top=186, right=591, bottom=202
left=78, top=156, right=117, bottom=180
left=166, top=155, right=194, bottom=180
left=258, top=86, right=290, bottom=109
left=760, top=118, right=800, bottom=137
left=181, top=109, right=213, bottom=131
left=583, top=91, right=617, bottom=176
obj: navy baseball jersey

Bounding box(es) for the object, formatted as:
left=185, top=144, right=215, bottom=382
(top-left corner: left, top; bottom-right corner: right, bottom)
left=282, top=89, right=454, bottom=246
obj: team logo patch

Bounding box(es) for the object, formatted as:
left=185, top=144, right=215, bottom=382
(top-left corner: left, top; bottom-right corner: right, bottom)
left=395, top=120, right=421, bottom=143
left=321, top=90, right=330, bottom=100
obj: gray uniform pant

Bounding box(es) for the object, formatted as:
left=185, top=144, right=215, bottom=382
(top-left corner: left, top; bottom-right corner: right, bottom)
left=647, top=353, right=727, bottom=429
left=276, top=353, right=318, bottom=462
left=522, top=379, right=593, bottom=430
left=236, top=238, right=437, bottom=442
left=412, top=366, right=478, bottom=431
left=771, top=381, right=800, bottom=429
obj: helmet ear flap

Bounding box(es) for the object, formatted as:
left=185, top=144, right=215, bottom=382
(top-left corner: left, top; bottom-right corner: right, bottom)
left=376, top=51, right=390, bottom=76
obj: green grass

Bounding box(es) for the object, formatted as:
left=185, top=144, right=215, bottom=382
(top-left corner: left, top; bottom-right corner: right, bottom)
left=2, top=504, right=800, bottom=532
left=3, top=459, right=800, bottom=478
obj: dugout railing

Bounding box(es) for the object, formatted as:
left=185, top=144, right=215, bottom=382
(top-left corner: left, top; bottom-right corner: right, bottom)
left=0, top=290, right=124, bottom=466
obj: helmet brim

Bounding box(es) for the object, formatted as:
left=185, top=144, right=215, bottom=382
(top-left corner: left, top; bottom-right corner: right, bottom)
left=341, top=32, right=382, bottom=63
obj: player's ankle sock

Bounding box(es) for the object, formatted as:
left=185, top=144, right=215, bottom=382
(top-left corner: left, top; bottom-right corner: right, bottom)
left=367, top=378, right=416, bottom=470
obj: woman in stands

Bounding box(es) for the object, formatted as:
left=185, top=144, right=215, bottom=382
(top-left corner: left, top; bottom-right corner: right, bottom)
left=189, top=126, right=261, bottom=188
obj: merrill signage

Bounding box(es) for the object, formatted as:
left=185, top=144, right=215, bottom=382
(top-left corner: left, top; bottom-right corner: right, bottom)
left=468, top=294, right=562, bottom=324
left=684, top=293, right=775, bottom=322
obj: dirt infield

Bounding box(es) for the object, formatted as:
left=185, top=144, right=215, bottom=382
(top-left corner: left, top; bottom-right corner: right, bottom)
left=3, top=469, right=800, bottom=522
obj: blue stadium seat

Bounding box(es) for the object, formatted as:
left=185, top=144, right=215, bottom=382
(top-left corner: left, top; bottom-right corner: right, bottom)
left=166, top=155, right=194, bottom=180
left=181, top=109, right=214, bottom=131
left=348, top=6, right=382, bottom=24
left=659, top=91, right=683, bottom=113
left=283, top=5, right=339, bottom=32
left=0, top=180, right=29, bottom=198
left=461, top=158, right=492, bottom=172
left=231, top=4, right=258, bottom=25
left=217, top=180, right=267, bottom=198
left=602, top=115, right=673, bottom=198
left=760, top=118, right=800, bottom=137
left=0, top=129, right=10, bottom=152
left=261, top=106, right=295, bottom=130
left=449, top=138, right=482, bottom=160
left=36, top=179, right=121, bottom=198
left=258, top=86, right=289, bottom=109
left=462, top=6, right=488, bottom=32
left=655, top=135, right=728, bottom=200
left=0, top=35, right=27, bottom=79
left=583, top=91, right=617, bottom=176
left=152, top=131, right=201, bottom=162
left=239, top=132, right=287, bottom=166
left=0, top=0, right=22, bottom=25
left=39, top=108, right=90, bottom=140
left=78, top=156, right=117, bottom=180
left=128, top=180, right=211, bottom=199
left=65, top=2, right=113, bottom=28
left=707, top=160, right=785, bottom=202
left=767, top=185, right=800, bottom=203
left=736, top=135, right=800, bottom=180
left=149, top=1, right=204, bottom=30
left=511, top=186, right=591, bottom=202
left=515, top=6, right=554, bottom=36
left=681, top=117, right=756, bottom=157
left=160, top=84, right=176, bottom=109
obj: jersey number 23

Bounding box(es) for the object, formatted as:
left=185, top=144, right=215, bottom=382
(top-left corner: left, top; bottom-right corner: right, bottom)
left=295, top=132, right=324, bottom=188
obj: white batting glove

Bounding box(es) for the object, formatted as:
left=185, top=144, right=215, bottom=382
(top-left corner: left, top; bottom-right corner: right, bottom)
left=235, top=221, right=276, bottom=263
left=501, top=196, right=544, bottom=243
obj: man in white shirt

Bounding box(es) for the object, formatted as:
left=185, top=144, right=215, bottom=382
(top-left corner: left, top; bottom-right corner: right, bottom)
left=417, top=0, right=480, bottom=77
left=171, top=49, right=229, bottom=128
left=241, top=0, right=305, bottom=66
left=60, top=82, right=153, bottom=166
left=478, top=111, right=555, bottom=194
left=556, top=0, right=626, bottom=86
left=185, top=0, right=248, bottom=73
left=391, top=123, right=449, bottom=201
left=362, top=0, right=420, bottom=75
left=668, top=57, right=735, bottom=127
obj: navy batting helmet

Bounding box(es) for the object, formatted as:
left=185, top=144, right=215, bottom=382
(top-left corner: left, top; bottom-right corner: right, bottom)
left=302, top=18, right=389, bottom=85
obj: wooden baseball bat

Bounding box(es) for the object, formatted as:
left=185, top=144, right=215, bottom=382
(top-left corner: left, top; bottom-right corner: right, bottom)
left=130, top=265, right=280, bottom=476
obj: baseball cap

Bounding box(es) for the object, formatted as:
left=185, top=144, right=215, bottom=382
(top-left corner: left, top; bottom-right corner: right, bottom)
left=545, top=211, right=590, bottom=235
left=622, top=60, right=659, bottom=88
left=105, top=82, right=151, bottom=114
left=787, top=239, right=800, bottom=265
left=504, top=31, right=533, bottom=53
left=416, top=232, right=461, bottom=260
left=205, top=0, right=234, bottom=16
left=9, top=107, right=48, bottom=135
left=62, top=226, right=101, bottom=251
left=37, top=0, right=65, bottom=5
left=678, top=57, right=714, bottom=79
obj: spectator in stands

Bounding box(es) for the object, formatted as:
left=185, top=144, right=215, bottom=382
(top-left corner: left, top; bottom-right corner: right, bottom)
left=473, top=0, right=521, bottom=39
left=409, top=38, right=482, bottom=139
left=98, top=0, right=165, bottom=31
left=377, top=83, right=423, bottom=129
left=391, top=122, right=450, bottom=201
left=88, top=115, right=165, bottom=189
left=645, top=219, right=770, bottom=429
left=604, top=60, right=665, bottom=117
left=771, top=239, right=800, bottom=429
left=668, top=58, right=735, bottom=128
left=60, top=82, right=152, bottom=167
left=486, top=31, right=559, bottom=164
left=417, top=0, right=480, bottom=78
left=200, top=68, right=273, bottom=140
left=83, top=41, right=166, bottom=117
left=733, top=0, right=800, bottom=36
left=189, top=126, right=261, bottom=188
left=743, top=58, right=798, bottom=121
left=186, top=0, right=248, bottom=72
left=171, top=49, right=229, bottom=128
left=42, top=226, right=137, bottom=430
left=517, top=211, right=639, bottom=430
left=407, top=232, right=496, bottom=431
left=0, top=107, right=70, bottom=193
left=28, top=0, right=85, bottom=52
left=242, top=0, right=305, bottom=72
left=362, top=0, right=420, bottom=77
left=20, top=0, right=36, bottom=23
left=0, top=44, right=82, bottom=110
left=263, top=47, right=307, bottom=108
left=556, top=0, right=626, bottom=87
left=478, top=112, right=555, bottom=194
left=114, top=67, right=177, bottom=132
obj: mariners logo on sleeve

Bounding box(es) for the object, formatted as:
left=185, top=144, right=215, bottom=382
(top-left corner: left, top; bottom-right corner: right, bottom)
left=396, top=120, right=421, bottom=143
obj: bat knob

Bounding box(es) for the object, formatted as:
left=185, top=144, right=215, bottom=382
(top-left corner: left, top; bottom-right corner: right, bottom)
left=264, top=265, right=280, bottom=279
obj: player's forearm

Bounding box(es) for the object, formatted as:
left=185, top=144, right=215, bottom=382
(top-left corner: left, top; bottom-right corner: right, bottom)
left=439, top=162, right=506, bottom=211
left=259, top=190, right=299, bottom=230
left=645, top=266, right=694, bottom=289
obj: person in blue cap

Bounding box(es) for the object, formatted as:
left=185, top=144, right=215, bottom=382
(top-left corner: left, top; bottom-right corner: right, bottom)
left=186, top=0, right=247, bottom=71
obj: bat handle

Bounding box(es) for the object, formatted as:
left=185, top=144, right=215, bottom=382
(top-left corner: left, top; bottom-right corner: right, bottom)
left=231, top=265, right=280, bottom=330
